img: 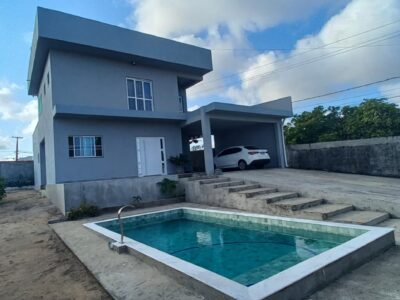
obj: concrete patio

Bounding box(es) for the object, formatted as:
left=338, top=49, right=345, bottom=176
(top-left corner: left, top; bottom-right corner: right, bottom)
left=224, top=168, right=400, bottom=217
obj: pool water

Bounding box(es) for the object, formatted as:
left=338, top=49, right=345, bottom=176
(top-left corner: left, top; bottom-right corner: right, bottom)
left=100, top=211, right=354, bottom=286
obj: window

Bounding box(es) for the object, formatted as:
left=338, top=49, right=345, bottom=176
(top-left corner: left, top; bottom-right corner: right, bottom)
left=38, top=95, right=43, bottom=115
left=127, top=78, right=153, bottom=111
left=68, top=136, right=102, bottom=158
left=47, top=72, right=50, bottom=85
left=218, top=147, right=242, bottom=157
left=43, top=83, right=46, bottom=96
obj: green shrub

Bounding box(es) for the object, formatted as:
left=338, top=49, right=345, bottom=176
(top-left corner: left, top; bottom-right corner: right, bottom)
left=67, top=202, right=99, bottom=220
left=157, top=178, right=178, bottom=197
left=0, top=177, right=5, bottom=201
left=168, top=154, right=189, bottom=166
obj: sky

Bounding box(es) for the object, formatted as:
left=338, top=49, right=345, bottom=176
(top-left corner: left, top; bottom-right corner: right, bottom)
left=0, top=0, right=400, bottom=160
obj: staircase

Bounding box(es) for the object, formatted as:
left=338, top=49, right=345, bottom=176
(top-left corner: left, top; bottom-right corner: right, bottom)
left=181, top=174, right=390, bottom=226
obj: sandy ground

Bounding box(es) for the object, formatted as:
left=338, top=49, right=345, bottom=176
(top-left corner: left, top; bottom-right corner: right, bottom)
left=0, top=189, right=111, bottom=300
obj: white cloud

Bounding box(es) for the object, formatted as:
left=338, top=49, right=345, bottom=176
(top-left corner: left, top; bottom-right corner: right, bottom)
left=126, top=0, right=399, bottom=109
left=0, top=82, right=38, bottom=136
left=225, top=0, right=400, bottom=106
left=126, top=0, right=340, bottom=104
left=188, top=104, right=200, bottom=112
left=0, top=135, right=11, bottom=150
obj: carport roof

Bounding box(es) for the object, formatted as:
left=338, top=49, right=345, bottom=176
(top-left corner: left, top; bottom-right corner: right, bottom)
left=185, top=97, right=293, bottom=126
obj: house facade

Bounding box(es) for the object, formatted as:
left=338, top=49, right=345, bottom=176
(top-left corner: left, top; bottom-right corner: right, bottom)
left=29, top=8, right=293, bottom=214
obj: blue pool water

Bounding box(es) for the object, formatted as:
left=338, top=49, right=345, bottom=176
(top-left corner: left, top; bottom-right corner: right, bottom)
left=100, top=210, right=355, bottom=286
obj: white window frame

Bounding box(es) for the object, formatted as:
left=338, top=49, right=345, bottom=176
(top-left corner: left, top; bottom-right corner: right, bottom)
left=126, top=77, right=154, bottom=112
left=68, top=136, right=103, bottom=158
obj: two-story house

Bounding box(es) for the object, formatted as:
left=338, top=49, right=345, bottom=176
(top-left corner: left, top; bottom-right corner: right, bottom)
left=29, top=8, right=293, bottom=214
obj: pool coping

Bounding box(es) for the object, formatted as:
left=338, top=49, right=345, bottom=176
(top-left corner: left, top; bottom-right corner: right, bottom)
left=84, top=207, right=394, bottom=300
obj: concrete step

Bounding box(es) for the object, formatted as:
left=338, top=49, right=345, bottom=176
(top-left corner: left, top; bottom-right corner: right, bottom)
left=177, top=173, right=194, bottom=179
left=258, top=192, right=299, bottom=204
left=188, top=175, right=219, bottom=181
left=329, top=210, right=390, bottom=226
left=212, top=180, right=245, bottom=189
left=301, top=204, right=354, bottom=220
left=199, top=178, right=231, bottom=185
left=226, top=184, right=261, bottom=193
left=272, top=197, right=324, bottom=211
left=237, top=187, right=278, bottom=198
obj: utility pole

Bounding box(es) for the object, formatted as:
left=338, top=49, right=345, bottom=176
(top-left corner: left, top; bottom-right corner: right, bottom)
left=11, top=136, right=23, bottom=161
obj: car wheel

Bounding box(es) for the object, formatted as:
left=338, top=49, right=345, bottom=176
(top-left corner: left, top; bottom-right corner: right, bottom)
left=238, top=160, right=247, bottom=170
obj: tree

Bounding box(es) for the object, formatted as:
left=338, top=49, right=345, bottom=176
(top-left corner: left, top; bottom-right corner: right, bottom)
left=284, top=98, right=400, bottom=144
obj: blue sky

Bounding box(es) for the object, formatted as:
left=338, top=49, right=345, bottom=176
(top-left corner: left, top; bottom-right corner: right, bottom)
left=0, top=0, right=399, bottom=160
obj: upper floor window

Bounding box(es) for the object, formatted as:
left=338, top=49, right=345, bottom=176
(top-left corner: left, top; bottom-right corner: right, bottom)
left=43, top=83, right=46, bottom=96
left=126, top=78, right=153, bottom=111
left=47, top=72, right=50, bottom=85
left=38, top=94, right=43, bottom=115
left=68, top=136, right=103, bottom=158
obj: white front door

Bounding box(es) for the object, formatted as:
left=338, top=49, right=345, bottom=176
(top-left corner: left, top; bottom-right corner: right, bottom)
left=136, top=137, right=167, bottom=177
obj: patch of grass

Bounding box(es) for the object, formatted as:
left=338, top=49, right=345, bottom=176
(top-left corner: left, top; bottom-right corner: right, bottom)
left=67, top=202, right=99, bottom=220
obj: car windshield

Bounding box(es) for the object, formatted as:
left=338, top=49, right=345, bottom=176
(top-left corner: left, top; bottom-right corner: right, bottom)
left=244, top=146, right=259, bottom=150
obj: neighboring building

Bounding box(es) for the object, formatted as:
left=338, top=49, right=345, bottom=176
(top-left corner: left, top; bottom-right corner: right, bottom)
left=29, top=8, right=293, bottom=214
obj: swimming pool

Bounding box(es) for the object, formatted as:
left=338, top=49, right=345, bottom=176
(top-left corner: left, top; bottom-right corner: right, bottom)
left=85, top=208, right=394, bottom=299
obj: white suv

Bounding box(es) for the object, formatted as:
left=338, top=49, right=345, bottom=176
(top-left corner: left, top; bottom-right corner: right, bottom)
left=214, top=146, right=271, bottom=170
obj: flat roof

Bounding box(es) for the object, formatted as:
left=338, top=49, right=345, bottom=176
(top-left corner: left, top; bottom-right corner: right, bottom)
left=27, top=7, right=213, bottom=95
left=185, top=97, right=293, bottom=126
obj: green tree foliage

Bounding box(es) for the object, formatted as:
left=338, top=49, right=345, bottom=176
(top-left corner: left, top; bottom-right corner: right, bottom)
left=284, top=98, right=400, bottom=144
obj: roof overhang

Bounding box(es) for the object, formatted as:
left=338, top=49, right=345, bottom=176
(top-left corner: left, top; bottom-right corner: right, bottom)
left=184, top=97, right=293, bottom=127
left=28, top=7, right=213, bottom=95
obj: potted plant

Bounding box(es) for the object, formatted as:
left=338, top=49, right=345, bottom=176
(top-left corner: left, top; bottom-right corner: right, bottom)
left=168, top=154, right=188, bottom=174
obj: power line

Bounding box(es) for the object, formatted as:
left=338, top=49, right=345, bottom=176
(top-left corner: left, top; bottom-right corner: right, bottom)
left=295, top=86, right=400, bottom=109
left=191, top=30, right=400, bottom=96
left=193, top=18, right=400, bottom=89
left=210, top=44, right=400, bottom=51
left=293, top=76, right=400, bottom=103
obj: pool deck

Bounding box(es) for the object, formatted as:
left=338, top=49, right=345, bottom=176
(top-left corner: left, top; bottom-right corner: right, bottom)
left=51, top=203, right=400, bottom=300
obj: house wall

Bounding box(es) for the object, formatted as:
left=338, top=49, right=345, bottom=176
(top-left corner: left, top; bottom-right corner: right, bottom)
left=47, top=174, right=183, bottom=214
left=32, top=54, right=57, bottom=187
left=213, top=123, right=279, bottom=168
left=51, top=50, right=193, bottom=113
left=286, top=135, right=400, bottom=177
left=53, top=118, right=183, bottom=183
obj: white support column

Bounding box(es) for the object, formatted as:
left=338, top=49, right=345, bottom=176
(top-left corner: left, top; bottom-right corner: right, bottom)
left=275, top=120, right=287, bottom=168
left=200, top=109, right=214, bottom=175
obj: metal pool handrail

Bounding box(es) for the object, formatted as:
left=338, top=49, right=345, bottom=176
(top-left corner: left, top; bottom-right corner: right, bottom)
left=117, top=205, right=136, bottom=244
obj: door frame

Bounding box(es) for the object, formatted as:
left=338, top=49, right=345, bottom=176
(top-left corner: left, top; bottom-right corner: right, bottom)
left=136, top=137, right=167, bottom=177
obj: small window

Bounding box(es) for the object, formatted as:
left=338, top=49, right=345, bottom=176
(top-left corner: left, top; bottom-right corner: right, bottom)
left=43, top=83, right=46, bottom=96
left=68, top=136, right=103, bottom=158
left=126, top=78, right=153, bottom=111
left=38, top=95, right=43, bottom=115
left=47, top=72, right=50, bottom=85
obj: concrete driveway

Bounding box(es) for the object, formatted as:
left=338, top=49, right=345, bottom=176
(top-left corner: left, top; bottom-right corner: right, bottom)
left=224, top=168, right=400, bottom=217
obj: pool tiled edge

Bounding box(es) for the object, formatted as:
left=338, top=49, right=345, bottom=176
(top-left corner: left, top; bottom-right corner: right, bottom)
left=84, top=208, right=394, bottom=300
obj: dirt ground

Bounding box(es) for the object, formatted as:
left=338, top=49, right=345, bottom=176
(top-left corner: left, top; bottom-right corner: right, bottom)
left=0, top=189, right=111, bottom=300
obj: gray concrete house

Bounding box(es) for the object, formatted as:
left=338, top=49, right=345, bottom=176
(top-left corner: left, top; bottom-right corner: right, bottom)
left=29, top=8, right=293, bottom=214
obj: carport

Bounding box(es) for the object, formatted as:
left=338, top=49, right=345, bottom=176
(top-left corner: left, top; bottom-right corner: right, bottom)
left=181, top=97, right=293, bottom=174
